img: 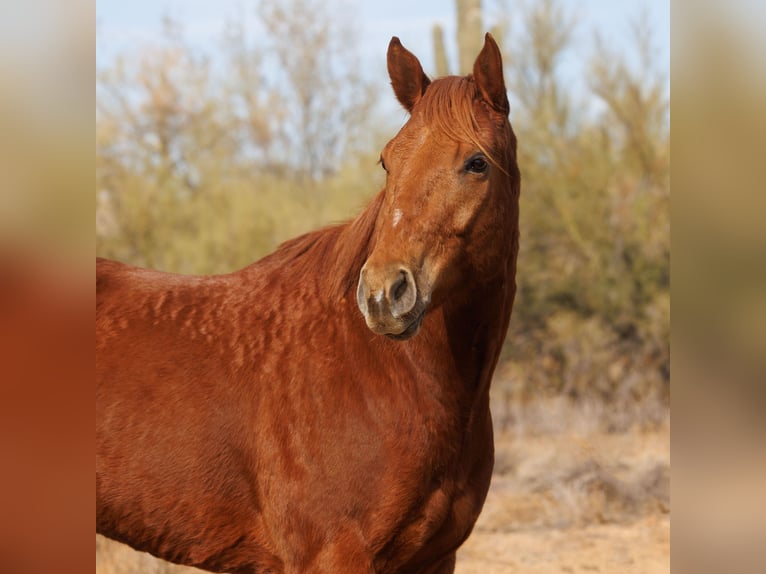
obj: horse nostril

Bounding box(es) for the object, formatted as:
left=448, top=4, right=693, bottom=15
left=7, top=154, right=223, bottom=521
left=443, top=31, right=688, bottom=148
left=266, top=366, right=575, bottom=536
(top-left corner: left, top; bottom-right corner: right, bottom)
left=388, top=268, right=417, bottom=317
left=391, top=271, right=408, bottom=302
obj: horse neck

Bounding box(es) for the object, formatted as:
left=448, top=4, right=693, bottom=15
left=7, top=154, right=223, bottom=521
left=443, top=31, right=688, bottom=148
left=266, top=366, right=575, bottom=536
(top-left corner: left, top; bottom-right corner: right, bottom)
left=438, top=215, right=519, bottom=398
left=444, top=266, right=515, bottom=379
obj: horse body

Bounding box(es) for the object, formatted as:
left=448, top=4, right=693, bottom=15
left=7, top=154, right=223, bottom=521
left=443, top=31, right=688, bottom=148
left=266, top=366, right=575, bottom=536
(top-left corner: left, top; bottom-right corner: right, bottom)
left=97, top=35, right=519, bottom=574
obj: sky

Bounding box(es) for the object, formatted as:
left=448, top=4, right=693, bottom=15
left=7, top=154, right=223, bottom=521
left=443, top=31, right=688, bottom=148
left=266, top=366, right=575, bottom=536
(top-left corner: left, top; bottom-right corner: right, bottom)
left=96, top=0, right=669, bottom=117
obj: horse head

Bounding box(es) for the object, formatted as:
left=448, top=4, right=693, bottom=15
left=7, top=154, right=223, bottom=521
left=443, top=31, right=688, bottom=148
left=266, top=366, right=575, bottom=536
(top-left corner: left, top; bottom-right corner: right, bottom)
left=356, top=34, right=519, bottom=340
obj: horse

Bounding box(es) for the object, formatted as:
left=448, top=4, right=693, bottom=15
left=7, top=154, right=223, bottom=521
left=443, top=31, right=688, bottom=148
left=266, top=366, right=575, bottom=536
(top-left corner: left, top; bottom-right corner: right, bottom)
left=96, top=33, right=520, bottom=574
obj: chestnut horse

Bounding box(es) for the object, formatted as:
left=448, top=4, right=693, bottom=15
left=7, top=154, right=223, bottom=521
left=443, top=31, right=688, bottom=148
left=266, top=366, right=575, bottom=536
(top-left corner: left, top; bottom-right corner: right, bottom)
left=97, top=34, right=519, bottom=574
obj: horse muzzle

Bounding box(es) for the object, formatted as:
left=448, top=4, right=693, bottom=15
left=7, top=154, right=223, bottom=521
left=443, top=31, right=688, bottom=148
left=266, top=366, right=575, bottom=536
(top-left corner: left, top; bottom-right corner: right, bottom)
left=356, top=264, right=427, bottom=340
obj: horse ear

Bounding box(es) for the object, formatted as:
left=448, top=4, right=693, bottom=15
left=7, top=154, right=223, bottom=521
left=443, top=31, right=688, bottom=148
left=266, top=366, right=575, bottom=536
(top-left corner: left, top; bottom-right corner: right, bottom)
left=387, top=37, right=431, bottom=112
left=473, top=33, right=510, bottom=115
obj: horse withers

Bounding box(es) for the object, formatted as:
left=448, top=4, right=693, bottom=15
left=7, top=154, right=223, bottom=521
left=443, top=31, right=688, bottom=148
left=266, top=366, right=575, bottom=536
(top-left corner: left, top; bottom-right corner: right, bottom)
left=97, top=34, right=520, bottom=574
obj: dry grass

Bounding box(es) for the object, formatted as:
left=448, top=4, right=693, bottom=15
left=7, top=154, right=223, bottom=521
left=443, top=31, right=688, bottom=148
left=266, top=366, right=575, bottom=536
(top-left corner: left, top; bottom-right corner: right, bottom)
left=457, top=515, right=670, bottom=573
left=458, top=394, right=670, bottom=573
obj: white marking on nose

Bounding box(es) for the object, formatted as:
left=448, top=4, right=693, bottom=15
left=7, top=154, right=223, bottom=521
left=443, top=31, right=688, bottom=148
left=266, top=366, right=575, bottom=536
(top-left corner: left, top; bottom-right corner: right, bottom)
left=375, top=289, right=384, bottom=303
left=392, top=208, right=403, bottom=228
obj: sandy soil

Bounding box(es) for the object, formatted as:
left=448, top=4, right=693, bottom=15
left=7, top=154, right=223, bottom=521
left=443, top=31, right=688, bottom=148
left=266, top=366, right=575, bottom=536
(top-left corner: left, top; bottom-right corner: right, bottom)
left=458, top=515, right=669, bottom=573
left=454, top=422, right=670, bottom=573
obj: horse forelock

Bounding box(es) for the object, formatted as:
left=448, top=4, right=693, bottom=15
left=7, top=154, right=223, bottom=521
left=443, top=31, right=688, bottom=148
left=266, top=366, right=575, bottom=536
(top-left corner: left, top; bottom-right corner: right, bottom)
left=417, top=76, right=515, bottom=177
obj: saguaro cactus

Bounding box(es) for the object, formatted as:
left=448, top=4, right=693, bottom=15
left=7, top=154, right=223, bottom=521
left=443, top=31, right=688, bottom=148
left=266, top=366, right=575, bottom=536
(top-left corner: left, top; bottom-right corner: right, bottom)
left=456, top=0, right=483, bottom=74
left=432, top=24, right=450, bottom=77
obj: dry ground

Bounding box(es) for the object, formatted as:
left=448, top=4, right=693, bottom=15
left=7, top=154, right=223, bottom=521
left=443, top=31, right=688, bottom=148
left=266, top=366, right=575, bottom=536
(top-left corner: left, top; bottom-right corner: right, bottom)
left=96, top=399, right=670, bottom=574
left=456, top=417, right=669, bottom=573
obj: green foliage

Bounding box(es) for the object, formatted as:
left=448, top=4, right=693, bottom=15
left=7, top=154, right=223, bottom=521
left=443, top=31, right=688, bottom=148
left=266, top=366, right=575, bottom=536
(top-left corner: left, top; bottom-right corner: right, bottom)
left=496, top=1, right=669, bottom=409
left=96, top=7, right=384, bottom=275
left=97, top=154, right=384, bottom=275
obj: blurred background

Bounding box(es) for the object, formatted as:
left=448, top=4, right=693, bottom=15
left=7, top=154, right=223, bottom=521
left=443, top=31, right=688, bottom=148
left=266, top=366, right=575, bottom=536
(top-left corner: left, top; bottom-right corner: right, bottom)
left=95, top=0, right=669, bottom=572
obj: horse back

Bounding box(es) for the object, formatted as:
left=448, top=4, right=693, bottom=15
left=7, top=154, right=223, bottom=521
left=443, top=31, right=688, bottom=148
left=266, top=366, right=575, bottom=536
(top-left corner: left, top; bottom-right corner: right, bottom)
left=96, top=258, right=281, bottom=571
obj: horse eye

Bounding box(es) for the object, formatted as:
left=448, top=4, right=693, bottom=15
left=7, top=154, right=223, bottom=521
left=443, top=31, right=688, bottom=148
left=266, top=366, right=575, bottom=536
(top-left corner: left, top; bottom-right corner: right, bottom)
left=466, top=156, right=488, bottom=174
left=379, top=156, right=388, bottom=172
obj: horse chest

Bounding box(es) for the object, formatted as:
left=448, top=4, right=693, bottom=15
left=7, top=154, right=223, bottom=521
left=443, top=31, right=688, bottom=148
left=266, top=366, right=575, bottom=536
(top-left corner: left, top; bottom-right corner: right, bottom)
left=367, top=405, right=494, bottom=571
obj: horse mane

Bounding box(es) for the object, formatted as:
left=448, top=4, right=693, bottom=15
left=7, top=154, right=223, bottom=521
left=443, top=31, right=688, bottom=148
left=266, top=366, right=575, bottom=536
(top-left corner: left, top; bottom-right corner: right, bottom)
left=265, top=190, right=385, bottom=301
left=419, top=76, right=516, bottom=177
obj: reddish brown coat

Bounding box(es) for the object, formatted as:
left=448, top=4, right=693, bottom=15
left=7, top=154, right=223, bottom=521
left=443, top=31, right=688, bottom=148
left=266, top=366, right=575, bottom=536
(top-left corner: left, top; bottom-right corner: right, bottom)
left=97, top=34, right=520, bottom=574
